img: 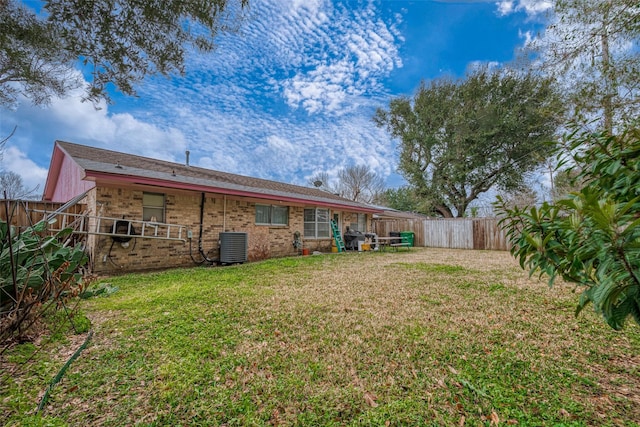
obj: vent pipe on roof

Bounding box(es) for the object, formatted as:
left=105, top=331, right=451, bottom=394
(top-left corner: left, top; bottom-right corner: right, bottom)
left=185, top=150, right=190, bottom=166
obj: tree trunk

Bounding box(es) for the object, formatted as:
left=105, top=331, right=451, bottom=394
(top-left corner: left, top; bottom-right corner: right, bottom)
left=455, top=201, right=469, bottom=218
left=602, top=1, right=614, bottom=133
left=435, top=205, right=454, bottom=218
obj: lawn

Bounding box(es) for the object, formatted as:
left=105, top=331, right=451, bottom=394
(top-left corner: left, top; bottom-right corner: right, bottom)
left=2, top=248, right=639, bottom=426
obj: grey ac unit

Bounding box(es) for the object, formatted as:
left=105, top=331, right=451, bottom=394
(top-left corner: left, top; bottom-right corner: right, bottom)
left=219, top=232, right=248, bottom=264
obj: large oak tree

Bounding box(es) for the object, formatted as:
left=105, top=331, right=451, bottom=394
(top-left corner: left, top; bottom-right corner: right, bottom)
left=374, top=68, right=563, bottom=218
left=379, top=186, right=425, bottom=214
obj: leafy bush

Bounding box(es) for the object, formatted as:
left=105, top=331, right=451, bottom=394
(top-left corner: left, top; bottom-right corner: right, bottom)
left=1, top=217, right=90, bottom=343
left=497, top=126, right=640, bottom=330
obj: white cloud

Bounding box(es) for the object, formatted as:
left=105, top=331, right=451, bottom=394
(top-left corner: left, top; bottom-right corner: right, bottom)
left=518, top=29, right=534, bottom=46
left=168, top=98, right=398, bottom=187
left=266, top=135, right=296, bottom=153
left=108, top=114, right=187, bottom=161
left=496, top=0, right=514, bottom=16
left=119, top=0, right=404, bottom=187
left=1, top=145, right=49, bottom=195
left=0, top=82, right=191, bottom=198
left=1, top=0, right=408, bottom=196
left=251, top=0, right=403, bottom=115
left=519, top=0, right=553, bottom=15
left=496, top=0, right=552, bottom=17
left=467, top=60, right=502, bottom=73
left=6, top=87, right=187, bottom=157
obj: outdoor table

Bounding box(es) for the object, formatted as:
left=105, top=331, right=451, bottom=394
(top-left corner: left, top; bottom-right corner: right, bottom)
left=375, top=236, right=410, bottom=251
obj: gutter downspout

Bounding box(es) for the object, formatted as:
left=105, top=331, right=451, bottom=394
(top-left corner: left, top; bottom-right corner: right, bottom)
left=223, top=195, right=227, bottom=231
left=197, top=192, right=216, bottom=263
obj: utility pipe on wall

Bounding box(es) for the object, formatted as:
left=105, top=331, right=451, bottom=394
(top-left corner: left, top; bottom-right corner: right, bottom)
left=197, top=192, right=216, bottom=263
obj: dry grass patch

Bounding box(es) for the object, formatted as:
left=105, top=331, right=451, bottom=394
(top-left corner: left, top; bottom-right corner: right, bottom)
left=2, top=248, right=639, bottom=426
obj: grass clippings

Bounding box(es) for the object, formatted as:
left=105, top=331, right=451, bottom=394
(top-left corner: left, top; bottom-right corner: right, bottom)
left=2, top=248, right=639, bottom=426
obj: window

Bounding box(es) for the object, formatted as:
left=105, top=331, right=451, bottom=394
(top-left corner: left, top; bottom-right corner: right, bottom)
left=271, top=206, right=289, bottom=225
left=357, top=213, right=367, bottom=232
left=304, top=208, right=330, bottom=238
left=351, top=213, right=367, bottom=232
left=255, top=204, right=289, bottom=226
left=143, top=192, right=165, bottom=222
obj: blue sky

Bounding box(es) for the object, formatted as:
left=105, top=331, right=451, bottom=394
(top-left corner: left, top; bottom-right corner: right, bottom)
left=1, top=0, right=553, bottom=197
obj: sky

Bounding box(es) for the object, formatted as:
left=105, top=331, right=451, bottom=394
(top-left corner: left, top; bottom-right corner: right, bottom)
left=0, top=0, right=554, bottom=199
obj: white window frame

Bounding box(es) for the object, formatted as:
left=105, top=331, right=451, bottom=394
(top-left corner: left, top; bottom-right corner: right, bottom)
left=357, top=213, right=367, bottom=232
left=255, top=204, right=289, bottom=226
left=143, top=192, right=165, bottom=222
left=304, top=208, right=330, bottom=239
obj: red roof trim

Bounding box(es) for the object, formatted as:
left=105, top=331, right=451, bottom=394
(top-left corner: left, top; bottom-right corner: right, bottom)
left=85, top=171, right=380, bottom=213
left=42, top=143, right=66, bottom=200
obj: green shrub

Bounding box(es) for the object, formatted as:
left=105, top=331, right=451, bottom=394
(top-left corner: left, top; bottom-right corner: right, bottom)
left=1, top=217, right=90, bottom=343
left=497, top=126, right=640, bottom=330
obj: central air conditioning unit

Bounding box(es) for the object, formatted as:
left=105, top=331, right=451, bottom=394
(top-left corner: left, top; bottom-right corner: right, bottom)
left=219, top=232, right=248, bottom=264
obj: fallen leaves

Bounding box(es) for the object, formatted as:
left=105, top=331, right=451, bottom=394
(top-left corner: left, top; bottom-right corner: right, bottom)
left=364, top=391, right=379, bottom=407
left=479, top=411, right=500, bottom=426
left=490, top=411, right=500, bottom=425
left=558, top=408, right=571, bottom=418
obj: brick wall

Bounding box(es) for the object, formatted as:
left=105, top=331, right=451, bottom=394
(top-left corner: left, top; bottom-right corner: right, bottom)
left=89, top=185, right=367, bottom=274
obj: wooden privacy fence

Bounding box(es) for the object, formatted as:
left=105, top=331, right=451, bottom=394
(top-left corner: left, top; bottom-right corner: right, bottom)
left=372, top=217, right=510, bottom=251
left=372, top=218, right=426, bottom=247
left=0, top=199, right=86, bottom=230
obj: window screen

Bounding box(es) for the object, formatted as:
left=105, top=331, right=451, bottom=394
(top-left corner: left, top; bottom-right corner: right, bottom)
left=143, top=192, right=165, bottom=222
left=304, top=208, right=330, bottom=238
left=255, top=204, right=288, bottom=225
left=357, top=213, right=367, bottom=232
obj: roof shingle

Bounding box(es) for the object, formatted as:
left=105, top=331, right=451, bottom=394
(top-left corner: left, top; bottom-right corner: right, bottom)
left=55, top=141, right=379, bottom=212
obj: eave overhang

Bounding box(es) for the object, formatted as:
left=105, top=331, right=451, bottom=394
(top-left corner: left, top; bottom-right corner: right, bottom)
left=85, top=171, right=381, bottom=214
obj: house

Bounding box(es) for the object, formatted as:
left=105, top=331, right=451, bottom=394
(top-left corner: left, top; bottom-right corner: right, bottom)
left=42, top=141, right=381, bottom=274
